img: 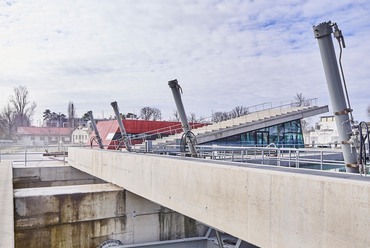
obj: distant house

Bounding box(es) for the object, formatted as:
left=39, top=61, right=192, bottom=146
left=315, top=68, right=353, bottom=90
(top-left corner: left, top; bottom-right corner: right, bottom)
left=16, top=127, right=73, bottom=146
left=308, top=115, right=339, bottom=147
left=71, top=125, right=91, bottom=144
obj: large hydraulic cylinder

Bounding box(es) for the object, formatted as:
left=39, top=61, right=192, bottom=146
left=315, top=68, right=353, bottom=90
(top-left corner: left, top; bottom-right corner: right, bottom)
left=110, top=101, right=132, bottom=152
left=313, top=21, right=358, bottom=173
left=168, top=79, right=197, bottom=157
left=87, top=111, right=104, bottom=149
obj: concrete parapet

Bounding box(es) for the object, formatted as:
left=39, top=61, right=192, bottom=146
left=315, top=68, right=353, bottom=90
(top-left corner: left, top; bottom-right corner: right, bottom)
left=69, top=147, right=370, bottom=248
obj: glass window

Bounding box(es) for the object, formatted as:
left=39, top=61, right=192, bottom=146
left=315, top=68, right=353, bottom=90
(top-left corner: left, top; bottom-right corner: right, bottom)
left=204, top=119, right=304, bottom=148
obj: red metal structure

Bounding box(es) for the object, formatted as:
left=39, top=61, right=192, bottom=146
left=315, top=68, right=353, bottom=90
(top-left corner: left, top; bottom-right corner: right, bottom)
left=89, top=119, right=206, bottom=149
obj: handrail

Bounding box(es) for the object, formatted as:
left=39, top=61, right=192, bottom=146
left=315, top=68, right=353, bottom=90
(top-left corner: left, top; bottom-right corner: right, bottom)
left=130, top=122, right=207, bottom=141
left=129, top=98, right=319, bottom=144
left=152, top=144, right=351, bottom=173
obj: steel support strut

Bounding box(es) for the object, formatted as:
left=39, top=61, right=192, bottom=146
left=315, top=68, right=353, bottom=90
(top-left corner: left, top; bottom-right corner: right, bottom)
left=111, top=101, right=132, bottom=152
left=168, top=79, right=197, bottom=157
left=313, top=21, right=358, bottom=173
left=88, top=111, right=104, bottom=149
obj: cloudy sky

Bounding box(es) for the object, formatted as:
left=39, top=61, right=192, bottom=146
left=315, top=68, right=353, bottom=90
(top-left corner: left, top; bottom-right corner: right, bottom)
left=1, top=0, right=369, bottom=125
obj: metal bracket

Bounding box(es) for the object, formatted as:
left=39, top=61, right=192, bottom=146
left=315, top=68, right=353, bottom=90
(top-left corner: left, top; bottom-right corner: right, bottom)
left=333, top=23, right=346, bottom=48
left=346, top=163, right=358, bottom=168
left=313, top=21, right=333, bottom=39
left=334, top=108, right=352, bottom=116
left=235, top=239, right=243, bottom=248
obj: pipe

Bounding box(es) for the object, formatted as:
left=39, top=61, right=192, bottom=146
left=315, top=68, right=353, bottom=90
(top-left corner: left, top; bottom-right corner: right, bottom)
left=111, top=101, right=132, bottom=152
left=168, top=79, right=197, bottom=157
left=87, top=111, right=104, bottom=149
left=313, top=21, right=358, bottom=173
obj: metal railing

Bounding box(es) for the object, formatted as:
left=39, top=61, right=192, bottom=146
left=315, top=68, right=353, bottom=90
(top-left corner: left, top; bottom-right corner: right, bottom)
left=0, top=144, right=70, bottom=166
left=152, top=144, right=356, bottom=173
left=130, top=122, right=207, bottom=142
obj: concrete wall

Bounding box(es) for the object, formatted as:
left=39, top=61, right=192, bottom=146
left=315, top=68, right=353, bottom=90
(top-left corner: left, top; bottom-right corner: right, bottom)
left=68, top=147, right=370, bottom=248
left=14, top=183, right=126, bottom=247
left=14, top=171, right=204, bottom=247
left=0, top=161, right=15, bottom=248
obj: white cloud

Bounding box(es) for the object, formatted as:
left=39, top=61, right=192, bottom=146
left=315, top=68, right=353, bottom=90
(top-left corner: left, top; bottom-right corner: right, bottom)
left=0, top=0, right=369, bottom=124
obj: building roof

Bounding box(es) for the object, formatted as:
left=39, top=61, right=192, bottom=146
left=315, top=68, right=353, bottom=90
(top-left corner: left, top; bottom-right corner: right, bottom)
left=17, top=127, right=73, bottom=136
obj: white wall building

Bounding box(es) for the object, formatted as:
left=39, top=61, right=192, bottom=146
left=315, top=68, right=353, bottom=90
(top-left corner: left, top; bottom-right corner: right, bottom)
left=308, top=115, right=339, bottom=147
left=71, top=125, right=91, bottom=144
left=16, top=127, right=72, bottom=146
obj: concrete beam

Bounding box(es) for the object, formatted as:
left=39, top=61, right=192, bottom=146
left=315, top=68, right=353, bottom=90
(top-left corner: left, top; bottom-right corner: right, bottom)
left=13, top=165, right=105, bottom=188
left=68, top=147, right=369, bottom=248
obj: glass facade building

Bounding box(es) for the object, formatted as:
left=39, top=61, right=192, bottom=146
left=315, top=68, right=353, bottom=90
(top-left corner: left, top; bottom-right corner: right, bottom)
left=204, top=119, right=304, bottom=148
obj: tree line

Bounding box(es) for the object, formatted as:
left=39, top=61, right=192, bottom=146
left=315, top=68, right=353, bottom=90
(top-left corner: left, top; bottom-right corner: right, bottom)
left=0, top=86, right=318, bottom=141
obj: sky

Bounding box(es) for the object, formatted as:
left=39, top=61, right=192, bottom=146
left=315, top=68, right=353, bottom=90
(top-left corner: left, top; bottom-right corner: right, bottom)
left=0, top=0, right=369, bottom=126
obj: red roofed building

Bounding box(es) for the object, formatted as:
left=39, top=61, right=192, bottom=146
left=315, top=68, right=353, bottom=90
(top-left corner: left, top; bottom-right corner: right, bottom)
left=89, top=119, right=206, bottom=149
left=16, top=127, right=73, bottom=146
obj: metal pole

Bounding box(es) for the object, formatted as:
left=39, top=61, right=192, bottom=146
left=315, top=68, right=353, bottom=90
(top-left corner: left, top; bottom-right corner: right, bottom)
left=215, top=230, right=224, bottom=248
left=313, top=21, right=358, bottom=173
left=25, top=146, right=27, bottom=167
left=168, top=79, right=197, bottom=157
left=111, top=101, right=132, bottom=152
left=88, top=111, right=104, bottom=149
left=63, top=146, right=66, bottom=164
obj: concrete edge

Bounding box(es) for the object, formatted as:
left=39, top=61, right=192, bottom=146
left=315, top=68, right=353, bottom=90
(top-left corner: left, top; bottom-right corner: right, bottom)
left=0, top=161, right=15, bottom=247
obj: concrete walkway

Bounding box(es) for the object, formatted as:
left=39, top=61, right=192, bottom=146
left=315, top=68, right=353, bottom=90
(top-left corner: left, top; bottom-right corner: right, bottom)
left=0, top=161, right=14, bottom=247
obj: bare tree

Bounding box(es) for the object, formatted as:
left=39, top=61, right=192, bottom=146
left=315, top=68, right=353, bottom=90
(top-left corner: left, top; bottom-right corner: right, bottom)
left=152, top=108, right=161, bottom=121
left=140, top=107, right=161, bottom=121
left=212, top=111, right=230, bottom=123
left=68, top=101, right=76, bottom=129
left=187, top=113, right=206, bottom=123
left=140, top=107, right=153, bottom=120
left=172, top=110, right=180, bottom=122
left=293, top=93, right=310, bottom=107
left=187, top=113, right=197, bottom=123
left=0, top=104, right=16, bottom=139
left=367, top=105, right=370, bottom=118
left=10, top=86, right=36, bottom=127
left=230, top=106, right=249, bottom=118
left=293, top=93, right=313, bottom=132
